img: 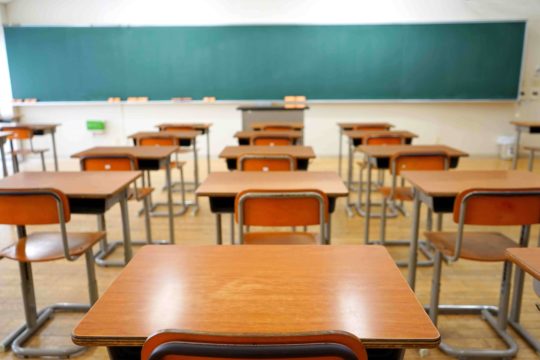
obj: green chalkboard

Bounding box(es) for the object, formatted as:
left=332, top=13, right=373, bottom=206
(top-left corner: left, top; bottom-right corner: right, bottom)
left=4, top=22, right=525, bottom=101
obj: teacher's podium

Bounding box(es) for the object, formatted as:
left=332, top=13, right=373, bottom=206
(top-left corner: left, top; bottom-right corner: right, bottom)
left=237, top=97, right=309, bottom=131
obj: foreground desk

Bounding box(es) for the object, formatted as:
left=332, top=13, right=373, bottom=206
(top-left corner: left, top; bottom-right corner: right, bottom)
left=129, top=130, right=201, bottom=189
left=234, top=130, right=303, bottom=145
left=155, top=123, right=212, bottom=175
left=356, top=144, right=468, bottom=223
left=337, top=123, right=394, bottom=178
left=1, top=123, right=60, bottom=171
left=0, top=171, right=140, bottom=266
left=402, top=170, right=540, bottom=292
left=219, top=145, right=316, bottom=170
left=506, top=248, right=540, bottom=354
left=510, top=121, right=540, bottom=169
left=196, top=171, right=347, bottom=244
left=344, top=130, right=417, bottom=194
left=72, top=245, right=440, bottom=359
left=71, top=146, right=179, bottom=244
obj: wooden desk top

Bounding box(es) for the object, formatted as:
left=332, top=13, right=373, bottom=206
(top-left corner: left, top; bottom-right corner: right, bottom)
left=196, top=171, right=347, bottom=197
left=338, top=122, right=394, bottom=130
left=219, top=146, right=315, bottom=159
left=249, top=122, right=304, bottom=130
left=1, top=123, right=60, bottom=131
left=356, top=145, right=469, bottom=158
left=402, top=170, right=540, bottom=197
left=72, top=146, right=181, bottom=160
left=234, top=130, right=303, bottom=139
left=506, top=248, right=540, bottom=281
left=0, top=171, right=140, bottom=199
left=72, top=245, right=440, bottom=348
left=511, top=121, right=540, bottom=128
left=128, top=130, right=200, bottom=140
left=155, top=123, right=212, bottom=131
left=524, top=146, right=540, bottom=151
left=343, top=130, right=417, bottom=139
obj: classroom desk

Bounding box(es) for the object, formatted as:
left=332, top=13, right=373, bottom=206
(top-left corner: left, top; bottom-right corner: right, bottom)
left=72, top=245, right=440, bottom=359
left=71, top=146, right=179, bottom=245
left=196, top=171, right=347, bottom=244
left=510, top=121, right=540, bottom=169
left=219, top=145, right=316, bottom=170
left=129, top=130, right=201, bottom=190
left=0, top=131, right=12, bottom=177
left=337, top=123, right=394, bottom=179
left=401, top=170, right=540, bottom=292
left=506, top=248, right=540, bottom=354
left=0, top=171, right=140, bottom=266
left=234, top=130, right=303, bottom=145
left=1, top=123, right=60, bottom=171
left=343, top=130, right=417, bottom=195
left=357, top=145, right=468, bottom=246
left=155, top=123, right=212, bottom=175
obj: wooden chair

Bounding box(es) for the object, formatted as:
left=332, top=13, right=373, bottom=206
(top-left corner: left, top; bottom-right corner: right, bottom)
left=251, top=134, right=293, bottom=146
left=0, top=188, right=103, bottom=357
left=378, top=151, right=449, bottom=266
left=235, top=189, right=328, bottom=245
left=424, top=188, right=540, bottom=358
left=8, top=126, right=48, bottom=171
left=354, top=134, right=407, bottom=217
left=142, top=330, right=367, bottom=360
left=137, top=135, right=190, bottom=215
left=239, top=154, right=295, bottom=171
left=79, top=154, right=154, bottom=263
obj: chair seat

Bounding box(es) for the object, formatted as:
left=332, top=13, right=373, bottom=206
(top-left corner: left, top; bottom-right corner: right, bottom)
left=424, top=231, right=518, bottom=262
left=379, top=186, right=413, bottom=201
left=243, top=232, right=319, bottom=245
left=0, top=231, right=106, bottom=262
left=127, top=187, right=154, bottom=201
left=10, top=148, right=49, bottom=156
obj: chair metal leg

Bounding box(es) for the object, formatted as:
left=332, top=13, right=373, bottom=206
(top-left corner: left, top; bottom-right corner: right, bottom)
left=230, top=214, right=235, bottom=245
left=143, top=196, right=153, bottom=244
left=85, top=249, right=99, bottom=305
left=427, top=259, right=518, bottom=359
left=1, top=262, right=90, bottom=357
left=216, top=213, right=223, bottom=245
left=528, top=150, right=535, bottom=172
left=39, top=152, right=46, bottom=171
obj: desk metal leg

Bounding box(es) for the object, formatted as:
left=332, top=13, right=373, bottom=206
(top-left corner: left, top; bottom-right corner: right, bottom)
left=10, top=140, right=19, bottom=173
left=509, top=225, right=531, bottom=322
left=407, top=190, right=421, bottom=290
left=50, top=131, right=59, bottom=171
left=193, top=137, right=199, bottom=188
left=206, top=130, right=211, bottom=175
left=119, top=193, right=133, bottom=264
left=363, top=161, right=372, bottom=244
left=512, top=127, right=522, bottom=170
left=165, top=159, right=175, bottom=244
left=345, top=138, right=355, bottom=217
left=338, top=128, right=343, bottom=178
left=0, top=141, right=7, bottom=177
left=528, top=149, right=535, bottom=171
left=230, top=214, right=235, bottom=244
left=216, top=214, right=222, bottom=245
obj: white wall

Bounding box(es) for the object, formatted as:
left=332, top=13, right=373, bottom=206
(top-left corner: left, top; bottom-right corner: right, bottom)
left=4, top=0, right=540, bottom=157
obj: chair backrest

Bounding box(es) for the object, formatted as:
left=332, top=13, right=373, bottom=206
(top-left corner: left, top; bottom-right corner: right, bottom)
left=142, top=330, right=367, bottom=360
left=365, top=134, right=404, bottom=145
left=7, top=127, right=33, bottom=140
left=390, top=151, right=449, bottom=176
left=454, top=188, right=540, bottom=226
left=79, top=154, right=138, bottom=171
left=261, top=125, right=297, bottom=131
left=161, top=126, right=196, bottom=132
left=235, top=189, right=328, bottom=228
left=0, top=188, right=70, bottom=225
left=138, top=136, right=177, bottom=146
left=239, top=154, right=295, bottom=171
left=251, top=135, right=293, bottom=146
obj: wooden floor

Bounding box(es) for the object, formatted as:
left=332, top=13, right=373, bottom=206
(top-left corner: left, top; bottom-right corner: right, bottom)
left=0, top=155, right=539, bottom=359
